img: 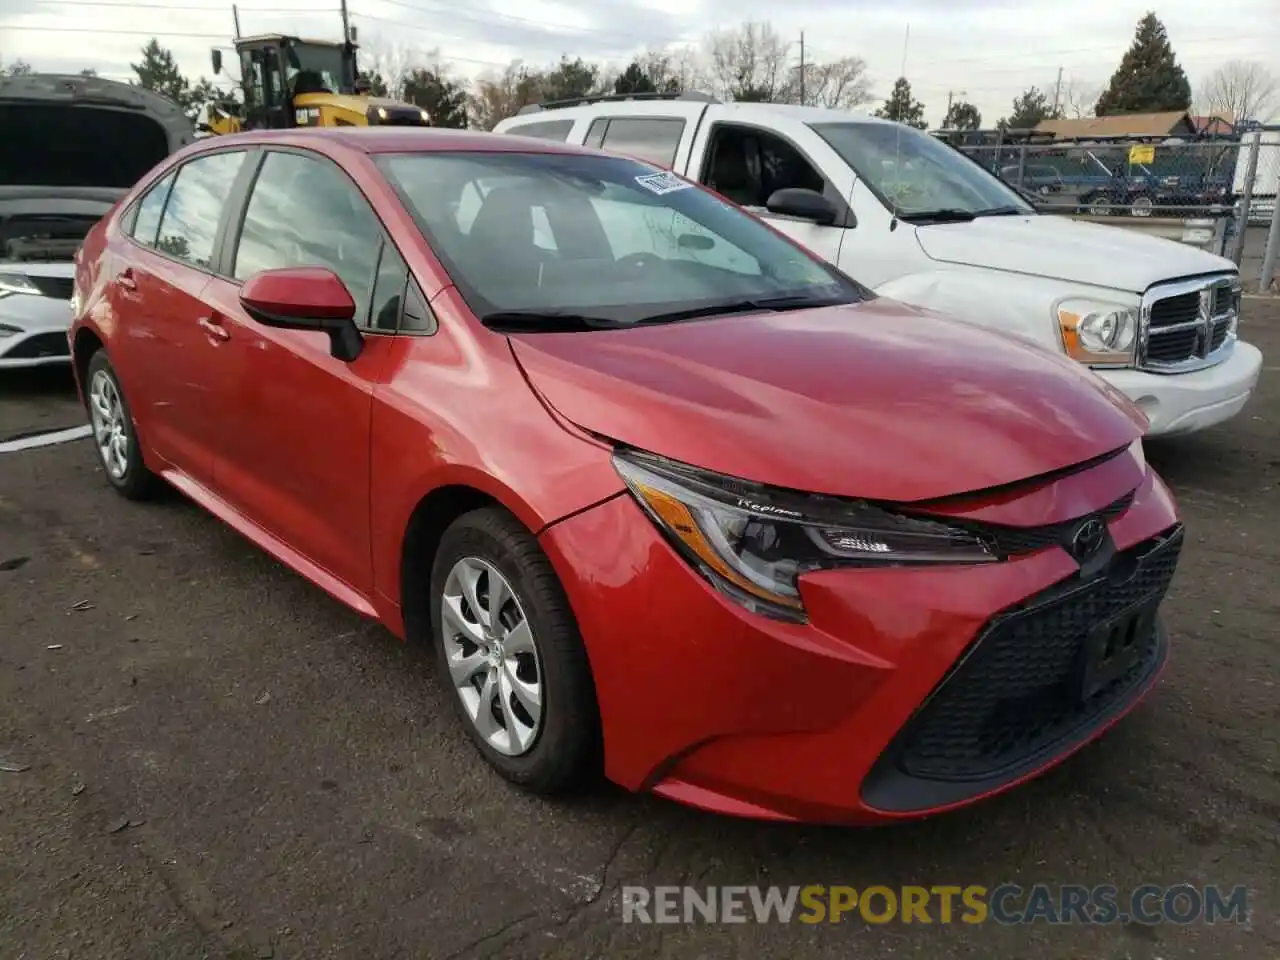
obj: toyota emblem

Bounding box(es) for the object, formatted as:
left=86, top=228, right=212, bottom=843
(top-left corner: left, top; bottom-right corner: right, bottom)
left=1070, top=518, right=1107, bottom=561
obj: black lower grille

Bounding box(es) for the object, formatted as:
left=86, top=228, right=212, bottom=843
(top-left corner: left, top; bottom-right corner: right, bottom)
left=862, top=527, right=1182, bottom=811
left=6, top=332, right=70, bottom=359
left=29, top=275, right=75, bottom=300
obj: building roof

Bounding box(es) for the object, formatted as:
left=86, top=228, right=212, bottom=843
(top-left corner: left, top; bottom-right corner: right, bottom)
left=1034, top=111, right=1195, bottom=139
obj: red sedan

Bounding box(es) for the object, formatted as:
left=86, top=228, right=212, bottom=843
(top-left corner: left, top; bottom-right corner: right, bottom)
left=68, top=128, right=1182, bottom=824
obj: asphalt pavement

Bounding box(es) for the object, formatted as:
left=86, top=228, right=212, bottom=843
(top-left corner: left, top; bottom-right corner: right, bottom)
left=1, top=305, right=1278, bottom=960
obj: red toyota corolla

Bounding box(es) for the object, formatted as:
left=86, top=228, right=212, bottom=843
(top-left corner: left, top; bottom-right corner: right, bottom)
left=68, top=128, right=1182, bottom=824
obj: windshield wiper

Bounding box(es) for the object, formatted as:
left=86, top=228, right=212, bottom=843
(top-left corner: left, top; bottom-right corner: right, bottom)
left=899, top=205, right=1028, bottom=224
left=479, top=310, right=627, bottom=332
left=896, top=209, right=977, bottom=223
left=637, top=294, right=850, bottom=326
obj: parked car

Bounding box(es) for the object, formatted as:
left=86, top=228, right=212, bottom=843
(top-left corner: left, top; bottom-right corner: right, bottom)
left=71, top=127, right=1183, bottom=824
left=0, top=73, right=192, bottom=368
left=497, top=95, right=1262, bottom=437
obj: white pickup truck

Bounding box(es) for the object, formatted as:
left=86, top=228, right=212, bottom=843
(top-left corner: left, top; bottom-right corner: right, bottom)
left=495, top=94, right=1262, bottom=437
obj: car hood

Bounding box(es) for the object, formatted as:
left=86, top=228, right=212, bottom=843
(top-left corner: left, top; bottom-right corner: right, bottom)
left=508, top=299, right=1147, bottom=503
left=913, top=213, right=1237, bottom=293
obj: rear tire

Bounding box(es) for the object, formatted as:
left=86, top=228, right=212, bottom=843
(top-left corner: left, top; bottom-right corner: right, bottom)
left=428, top=506, right=601, bottom=794
left=85, top=350, right=161, bottom=501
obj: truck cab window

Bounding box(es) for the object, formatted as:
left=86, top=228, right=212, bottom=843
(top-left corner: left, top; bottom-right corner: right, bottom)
left=702, top=126, right=825, bottom=209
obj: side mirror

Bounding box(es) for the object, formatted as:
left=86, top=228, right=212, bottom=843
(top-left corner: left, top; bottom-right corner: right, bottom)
left=239, top=267, right=363, bottom=362
left=211, top=48, right=223, bottom=74
left=765, top=188, right=839, bottom=226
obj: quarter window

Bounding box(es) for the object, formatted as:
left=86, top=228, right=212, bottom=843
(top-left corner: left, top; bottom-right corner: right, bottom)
left=594, top=118, right=685, bottom=167
left=508, top=119, right=574, bottom=141
left=233, top=150, right=383, bottom=327
left=154, top=151, right=247, bottom=268
left=130, top=171, right=176, bottom=247
left=369, top=242, right=407, bottom=332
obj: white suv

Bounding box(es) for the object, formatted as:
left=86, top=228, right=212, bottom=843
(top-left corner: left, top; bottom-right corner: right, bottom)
left=495, top=94, right=1262, bottom=437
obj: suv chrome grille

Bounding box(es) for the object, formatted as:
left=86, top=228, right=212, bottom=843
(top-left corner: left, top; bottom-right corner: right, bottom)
left=1139, top=275, right=1239, bottom=373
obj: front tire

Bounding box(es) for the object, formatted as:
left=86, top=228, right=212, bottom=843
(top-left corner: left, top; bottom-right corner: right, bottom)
left=85, top=350, right=160, bottom=501
left=429, top=506, right=601, bottom=794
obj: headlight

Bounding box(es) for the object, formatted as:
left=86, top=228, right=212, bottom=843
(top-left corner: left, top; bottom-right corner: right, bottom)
left=1056, top=299, right=1138, bottom=367
left=613, top=450, right=995, bottom=621
left=0, top=272, right=42, bottom=296
left=419, top=109, right=430, bottom=124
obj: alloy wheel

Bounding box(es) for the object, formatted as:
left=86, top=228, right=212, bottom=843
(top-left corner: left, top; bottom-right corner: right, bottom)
left=440, top=556, right=544, bottom=756
left=88, top=369, right=129, bottom=480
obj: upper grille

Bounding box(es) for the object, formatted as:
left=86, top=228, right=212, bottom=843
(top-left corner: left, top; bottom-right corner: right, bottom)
left=893, top=526, right=1182, bottom=783
left=927, top=490, right=1133, bottom=558
left=1140, top=276, right=1238, bottom=371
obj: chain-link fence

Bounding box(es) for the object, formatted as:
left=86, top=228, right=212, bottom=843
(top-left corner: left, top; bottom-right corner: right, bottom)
left=953, top=137, right=1278, bottom=220
left=937, top=128, right=1280, bottom=291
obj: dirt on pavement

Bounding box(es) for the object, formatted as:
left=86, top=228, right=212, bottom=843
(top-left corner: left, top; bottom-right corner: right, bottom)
left=1, top=302, right=1277, bottom=960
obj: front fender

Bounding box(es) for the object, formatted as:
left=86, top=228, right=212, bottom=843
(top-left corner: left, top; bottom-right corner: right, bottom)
left=873, top=267, right=1065, bottom=353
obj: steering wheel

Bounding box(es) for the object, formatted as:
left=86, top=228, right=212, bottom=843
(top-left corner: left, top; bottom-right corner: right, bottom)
left=615, top=252, right=664, bottom=271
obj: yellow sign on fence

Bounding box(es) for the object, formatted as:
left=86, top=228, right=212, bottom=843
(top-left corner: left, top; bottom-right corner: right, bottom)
left=1129, top=144, right=1156, bottom=164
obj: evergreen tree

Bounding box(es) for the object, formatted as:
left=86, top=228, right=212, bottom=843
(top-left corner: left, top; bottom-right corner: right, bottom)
left=131, top=39, right=190, bottom=107
left=357, top=71, right=388, bottom=97
left=1006, top=86, right=1057, bottom=128
left=402, top=68, right=469, bottom=128
left=1096, top=12, right=1191, bottom=115
left=942, top=100, right=982, bottom=130
left=614, top=61, right=657, bottom=95
left=874, top=77, right=927, bottom=128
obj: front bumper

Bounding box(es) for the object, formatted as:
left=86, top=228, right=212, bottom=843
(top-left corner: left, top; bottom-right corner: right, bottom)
left=539, top=460, right=1181, bottom=824
left=0, top=292, right=73, bottom=368
left=1100, top=340, right=1262, bottom=437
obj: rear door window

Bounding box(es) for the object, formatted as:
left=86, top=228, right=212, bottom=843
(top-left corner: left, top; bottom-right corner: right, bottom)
left=594, top=118, right=686, bottom=167
left=153, top=151, right=247, bottom=268
left=509, top=119, right=575, bottom=141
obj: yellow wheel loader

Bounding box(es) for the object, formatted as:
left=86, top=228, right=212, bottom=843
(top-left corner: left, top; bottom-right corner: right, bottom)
left=201, top=34, right=430, bottom=135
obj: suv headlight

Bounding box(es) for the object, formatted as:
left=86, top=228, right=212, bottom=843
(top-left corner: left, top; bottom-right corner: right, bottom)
left=0, top=272, right=42, bottom=297
left=1056, top=298, right=1138, bottom=367
left=613, top=450, right=994, bottom=622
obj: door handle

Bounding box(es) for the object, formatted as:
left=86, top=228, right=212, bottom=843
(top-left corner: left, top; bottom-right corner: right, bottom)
left=117, top=269, right=137, bottom=291
left=198, top=316, right=231, bottom=342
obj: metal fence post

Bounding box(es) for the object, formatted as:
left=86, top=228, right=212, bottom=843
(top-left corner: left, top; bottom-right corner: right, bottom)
left=1259, top=166, right=1280, bottom=293
left=1230, top=134, right=1261, bottom=264
left=1015, top=144, right=1027, bottom=190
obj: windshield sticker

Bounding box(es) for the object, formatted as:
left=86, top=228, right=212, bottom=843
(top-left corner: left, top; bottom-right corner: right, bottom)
left=635, top=172, right=692, bottom=195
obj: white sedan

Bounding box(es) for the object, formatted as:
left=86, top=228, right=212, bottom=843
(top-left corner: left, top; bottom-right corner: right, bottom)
left=0, top=263, right=76, bottom=368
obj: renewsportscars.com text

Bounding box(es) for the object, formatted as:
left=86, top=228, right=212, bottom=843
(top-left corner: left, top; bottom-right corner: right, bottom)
left=620, top=884, right=1249, bottom=926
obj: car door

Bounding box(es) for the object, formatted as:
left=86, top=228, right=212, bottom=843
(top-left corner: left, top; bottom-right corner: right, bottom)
left=111, top=149, right=250, bottom=481
left=198, top=148, right=400, bottom=594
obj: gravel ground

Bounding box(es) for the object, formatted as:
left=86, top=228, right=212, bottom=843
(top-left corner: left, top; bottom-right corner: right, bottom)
left=0, top=303, right=1277, bottom=960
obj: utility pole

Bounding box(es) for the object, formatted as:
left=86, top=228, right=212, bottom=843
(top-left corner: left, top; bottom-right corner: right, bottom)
left=798, top=32, right=805, bottom=106
left=944, top=89, right=965, bottom=125
left=232, top=2, right=240, bottom=38
left=1052, top=66, right=1063, bottom=115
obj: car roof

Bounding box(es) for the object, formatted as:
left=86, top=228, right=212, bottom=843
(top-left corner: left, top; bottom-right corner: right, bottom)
left=501, top=100, right=892, bottom=129
left=186, top=127, right=604, bottom=157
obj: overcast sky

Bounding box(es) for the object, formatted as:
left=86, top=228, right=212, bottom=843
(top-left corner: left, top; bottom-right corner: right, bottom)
left=3, top=0, right=1278, bottom=124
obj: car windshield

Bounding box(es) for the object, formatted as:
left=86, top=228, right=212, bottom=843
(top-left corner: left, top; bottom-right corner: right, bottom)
left=376, top=151, right=864, bottom=328
left=811, top=122, right=1034, bottom=219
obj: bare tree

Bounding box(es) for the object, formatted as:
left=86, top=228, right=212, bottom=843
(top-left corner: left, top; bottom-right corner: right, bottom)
left=782, top=56, right=872, bottom=109
left=360, top=38, right=414, bottom=100
left=705, top=21, right=790, bottom=101
left=1056, top=77, right=1100, bottom=119
left=468, top=60, right=543, bottom=130
left=637, top=46, right=708, bottom=94
left=1197, top=60, right=1278, bottom=125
